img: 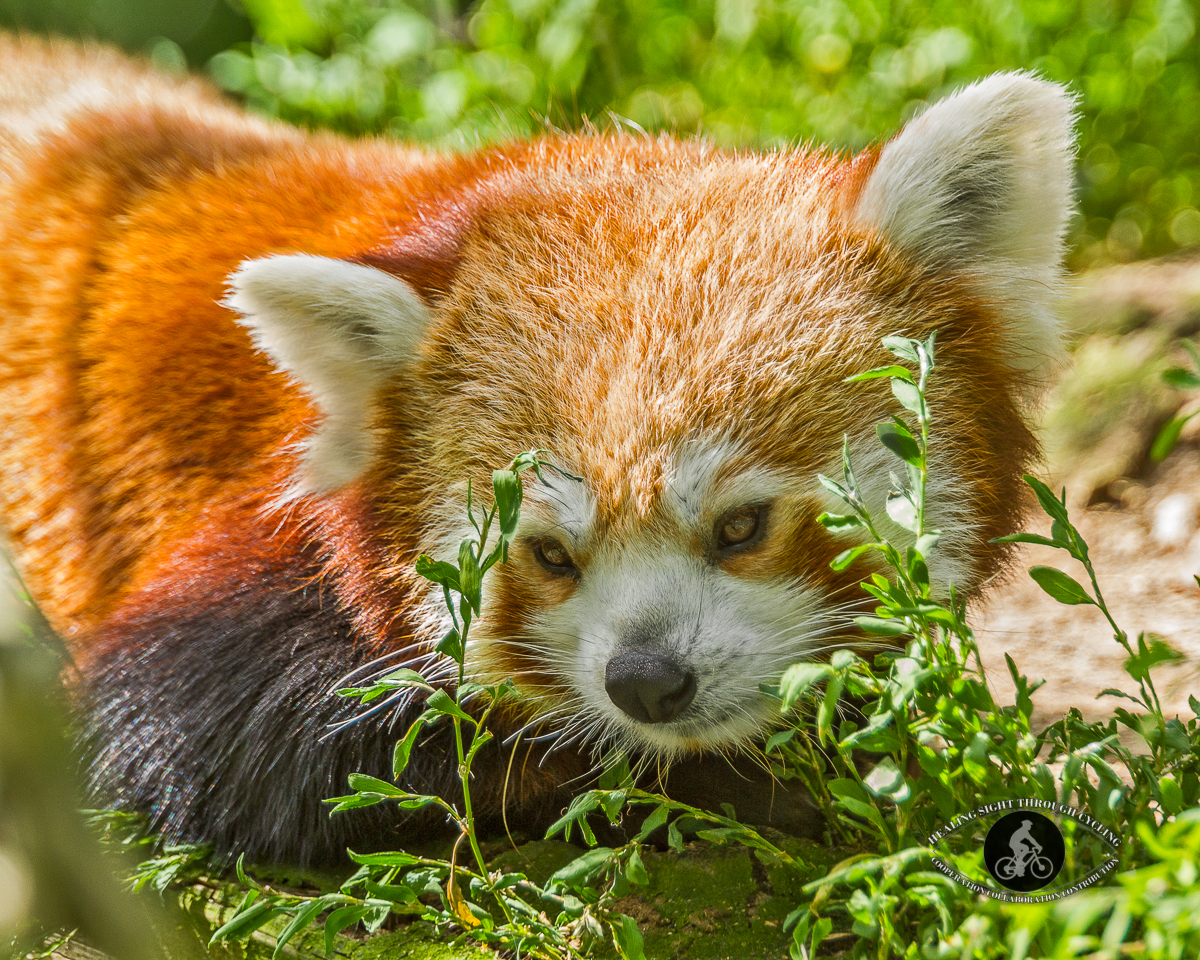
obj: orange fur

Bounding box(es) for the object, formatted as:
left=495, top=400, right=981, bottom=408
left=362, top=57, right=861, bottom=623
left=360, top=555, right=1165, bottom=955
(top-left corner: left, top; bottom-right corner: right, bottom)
left=0, top=36, right=1071, bottom=861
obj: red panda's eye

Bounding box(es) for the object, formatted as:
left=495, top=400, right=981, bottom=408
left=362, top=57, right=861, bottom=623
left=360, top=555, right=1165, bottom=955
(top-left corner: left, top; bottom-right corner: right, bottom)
left=533, top=539, right=577, bottom=576
left=717, top=505, right=763, bottom=549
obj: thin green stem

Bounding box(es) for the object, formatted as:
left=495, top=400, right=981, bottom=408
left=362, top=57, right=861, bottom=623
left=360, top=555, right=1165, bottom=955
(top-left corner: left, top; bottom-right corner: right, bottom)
left=1080, top=556, right=1164, bottom=718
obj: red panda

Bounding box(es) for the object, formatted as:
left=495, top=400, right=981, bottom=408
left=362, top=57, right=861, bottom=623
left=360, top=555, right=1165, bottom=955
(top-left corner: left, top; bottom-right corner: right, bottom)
left=0, top=34, right=1075, bottom=867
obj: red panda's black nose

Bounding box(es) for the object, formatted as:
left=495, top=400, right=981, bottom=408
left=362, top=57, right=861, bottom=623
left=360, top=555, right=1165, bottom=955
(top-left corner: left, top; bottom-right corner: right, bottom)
left=605, top=652, right=697, bottom=724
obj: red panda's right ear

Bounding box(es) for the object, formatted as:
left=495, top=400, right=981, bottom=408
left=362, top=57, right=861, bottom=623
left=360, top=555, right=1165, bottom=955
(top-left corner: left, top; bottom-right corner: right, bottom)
left=852, top=73, right=1077, bottom=387
left=224, top=254, right=430, bottom=500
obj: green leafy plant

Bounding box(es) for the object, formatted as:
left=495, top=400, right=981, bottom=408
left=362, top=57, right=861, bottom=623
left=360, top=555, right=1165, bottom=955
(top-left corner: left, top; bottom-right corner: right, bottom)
left=769, top=335, right=1200, bottom=958
left=1150, top=337, right=1200, bottom=462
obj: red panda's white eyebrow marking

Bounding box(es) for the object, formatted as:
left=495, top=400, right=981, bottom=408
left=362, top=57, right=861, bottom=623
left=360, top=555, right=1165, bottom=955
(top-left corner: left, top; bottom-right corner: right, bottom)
left=666, top=437, right=794, bottom=530
left=523, top=472, right=595, bottom=547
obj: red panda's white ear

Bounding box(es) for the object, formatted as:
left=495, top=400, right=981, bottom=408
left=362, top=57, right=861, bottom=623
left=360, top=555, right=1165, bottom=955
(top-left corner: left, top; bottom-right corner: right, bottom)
left=853, top=73, right=1077, bottom=381
left=224, top=254, right=430, bottom=498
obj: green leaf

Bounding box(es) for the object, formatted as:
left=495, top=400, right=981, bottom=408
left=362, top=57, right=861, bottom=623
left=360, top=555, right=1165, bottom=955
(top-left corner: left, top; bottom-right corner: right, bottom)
left=274, top=897, right=346, bottom=960
left=863, top=757, right=910, bottom=802
left=890, top=377, right=924, bottom=416
left=992, top=532, right=1062, bottom=547
left=426, top=688, right=473, bottom=722
left=346, top=773, right=405, bottom=796
left=492, top=468, right=523, bottom=562
left=546, top=792, right=601, bottom=842
left=908, top=553, right=930, bottom=590
left=323, top=793, right=388, bottom=813
left=1023, top=476, right=1071, bottom=525
left=817, top=473, right=853, bottom=504
left=877, top=421, right=921, bottom=465
left=1097, top=687, right=1140, bottom=702
left=549, top=847, right=616, bottom=888
left=1029, top=565, right=1094, bottom=605
left=817, top=675, right=844, bottom=744
left=818, top=512, right=863, bottom=530
left=778, top=662, right=834, bottom=709
left=764, top=728, right=797, bottom=753
left=347, top=849, right=430, bottom=867
left=881, top=336, right=919, bottom=362
left=634, top=803, right=670, bottom=841
left=209, top=900, right=283, bottom=946
left=414, top=554, right=460, bottom=590
left=840, top=435, right=861, bottom=496
left=379, top=668, right=432, bottom=689
left=842, top=713, right=900, bottom=753
left=833, top=794, right=887, bottom=835
left=1006, top=653, right=1035, bottom=719
left=885, top=491, right=918, bottom=532
left=921, top=331, right=938, bottom=369
left=914, top=532, right=940, bottom=557
left=363, top=879, right=421, bottom=903
left=393, top=716, right=427, bottom=778
left=1125, top=634, right=1185, bottom=682
left=695, top=827, right=742, bottom=844
left=1160, top=776, right=1184, bottom=815
left=612, top=914, right=647, bottom=960
left=324, top=905, right=373, bottom=956
left=242, top=0, right=324, bottom=48
left=598, top=786, right=626, bottom=823
left=831, top=543, right=874, bottom=571
left=852, top=616, right=907, bottom=636
left=362, top=901, right=393, bottom=934
left=457, top=539, right=483, bottom=613
left=435, top=627, right=463, bottom=664
left=830, top=648, right=858, bottom=670
left=1162, top=366, right=1200, bottom=389
left=1150, top=411, right=1198, bottom=461
left=809, top=916, right=834, bottom=956
left=624, top=847, right=649, bottom=886
left=844, top=364, right=913, bottom=383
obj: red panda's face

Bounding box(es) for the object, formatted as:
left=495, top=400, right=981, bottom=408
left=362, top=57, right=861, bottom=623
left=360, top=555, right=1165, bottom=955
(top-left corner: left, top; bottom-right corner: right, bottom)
left=432, top=388, right=1019, bottom=760
left=228, top=72, right=1074, bottom=761
left=481, top=442, right=836, bottom=757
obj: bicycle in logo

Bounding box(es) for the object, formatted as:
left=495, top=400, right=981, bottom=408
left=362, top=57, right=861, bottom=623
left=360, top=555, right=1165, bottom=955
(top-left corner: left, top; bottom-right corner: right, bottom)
left=995, top=847, right=1055, bottom=881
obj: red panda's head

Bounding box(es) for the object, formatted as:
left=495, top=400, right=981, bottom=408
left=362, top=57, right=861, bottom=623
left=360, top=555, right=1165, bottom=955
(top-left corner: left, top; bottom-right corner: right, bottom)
left=226, top=73, right=1075, bottom=759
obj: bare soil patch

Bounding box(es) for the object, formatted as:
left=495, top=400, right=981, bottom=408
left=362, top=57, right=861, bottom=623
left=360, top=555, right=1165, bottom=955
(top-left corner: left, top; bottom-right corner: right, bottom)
left=973, top=258, right=1200, bottom=731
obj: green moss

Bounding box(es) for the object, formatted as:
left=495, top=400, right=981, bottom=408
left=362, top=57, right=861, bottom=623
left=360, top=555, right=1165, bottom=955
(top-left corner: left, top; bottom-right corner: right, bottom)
left=351, top=929, right=491, bottom=960
left=618, top=843, right=779, bottom=959
left=485, top=838, right=584, bottom=887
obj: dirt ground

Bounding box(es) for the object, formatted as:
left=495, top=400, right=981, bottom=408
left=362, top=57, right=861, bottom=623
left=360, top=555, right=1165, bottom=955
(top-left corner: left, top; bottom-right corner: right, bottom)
left=973, top=257, right=1200, bottom=731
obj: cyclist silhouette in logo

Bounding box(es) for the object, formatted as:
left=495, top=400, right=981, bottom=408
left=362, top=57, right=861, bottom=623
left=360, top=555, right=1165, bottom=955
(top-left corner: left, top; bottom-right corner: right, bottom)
left=997, top=818, right=1053, bottom=880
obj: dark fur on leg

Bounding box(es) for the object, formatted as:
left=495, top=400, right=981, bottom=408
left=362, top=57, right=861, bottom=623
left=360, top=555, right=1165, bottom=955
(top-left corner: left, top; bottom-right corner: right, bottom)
left=77, top=553, right=587, bottom=868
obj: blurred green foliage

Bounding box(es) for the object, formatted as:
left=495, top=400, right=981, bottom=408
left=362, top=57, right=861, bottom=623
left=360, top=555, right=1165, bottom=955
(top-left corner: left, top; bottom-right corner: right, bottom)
left=201, top=0, right=1200, bottom=268
left=0, top=0, right=252, bottom=69
left=3, top=0, right=1198, bottom=266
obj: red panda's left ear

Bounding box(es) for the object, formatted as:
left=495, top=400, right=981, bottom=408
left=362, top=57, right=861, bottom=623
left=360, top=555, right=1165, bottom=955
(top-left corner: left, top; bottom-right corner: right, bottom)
left=224, top=254, right=430, bottom=500
left=852, top=72, right=1077, bottom=384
